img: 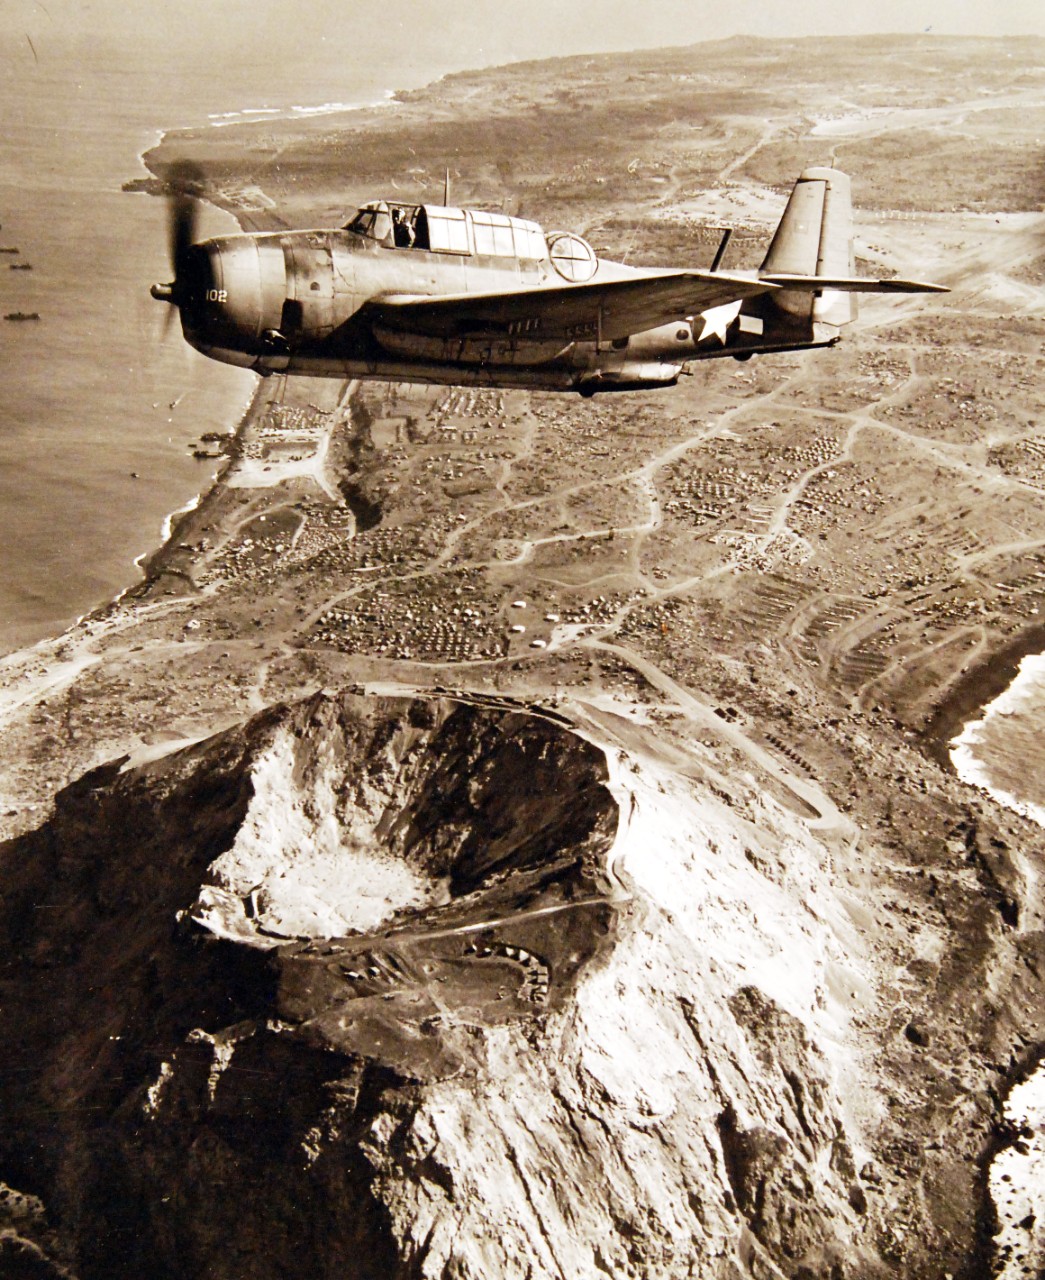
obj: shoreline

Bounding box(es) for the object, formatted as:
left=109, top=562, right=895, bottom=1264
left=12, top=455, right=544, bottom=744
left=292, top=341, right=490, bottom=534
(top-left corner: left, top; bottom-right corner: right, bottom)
left=922, top=621, right=1045, bottom=772
left=134, top=378, right=267, bottom=588
left=0, top=382, right=259, bottom=666
left=9, top=88, right=1045, bottom=819
left=20, top=121, right=264, bottom=657
left=127, top=116, right=271, bottom=594
left=92, top=126, right=273, bottom=622
left=137, top=376, right=262, bottom=573
left=949, top=650, right=1045, bottom=829
left=203, top=92, right=397, bottom=129
left=0, top=94, right=368, bottom=666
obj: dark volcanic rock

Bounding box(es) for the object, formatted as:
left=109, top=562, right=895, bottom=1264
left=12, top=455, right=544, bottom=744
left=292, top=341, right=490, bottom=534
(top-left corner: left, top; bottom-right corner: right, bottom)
left=2, top=685, right=1039, bottom=1277
left=0, top=692, right=621, bottom=1280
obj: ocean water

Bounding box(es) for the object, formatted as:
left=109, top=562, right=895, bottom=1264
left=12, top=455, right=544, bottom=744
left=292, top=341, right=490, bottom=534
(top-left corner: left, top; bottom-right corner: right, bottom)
left=0, top=30, right=437, bottom=655
left=952, top=654, right=1045, bottom=829
left=0, top=53, right=257, bottom=652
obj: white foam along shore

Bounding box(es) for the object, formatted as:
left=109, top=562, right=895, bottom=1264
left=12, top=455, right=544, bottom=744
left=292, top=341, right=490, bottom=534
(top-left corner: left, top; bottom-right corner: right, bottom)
left=950, top=651, right=1045, bottom=830
left=204, top=91, right=397, bottom=128
left=989, top=1059, right=1045, bottom=1279
left=124, top=115, right=273, bottom=592
left=130, top=376, right=261, bottom=569
left=123, top=91, right=400, bottom=602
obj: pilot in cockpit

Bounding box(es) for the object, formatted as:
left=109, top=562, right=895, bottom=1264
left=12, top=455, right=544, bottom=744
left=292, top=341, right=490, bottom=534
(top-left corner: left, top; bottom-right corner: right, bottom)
left=392, top=207, right=415, bottom=248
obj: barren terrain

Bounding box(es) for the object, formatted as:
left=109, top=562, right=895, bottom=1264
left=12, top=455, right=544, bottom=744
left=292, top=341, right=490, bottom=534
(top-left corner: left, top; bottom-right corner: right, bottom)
left=2, top=34, right=1045, bottom=1280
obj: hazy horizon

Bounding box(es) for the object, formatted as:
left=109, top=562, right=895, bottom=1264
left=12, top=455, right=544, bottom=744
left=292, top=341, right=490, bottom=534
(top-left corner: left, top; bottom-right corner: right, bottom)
left=3, top=1, right=1044, bottom=99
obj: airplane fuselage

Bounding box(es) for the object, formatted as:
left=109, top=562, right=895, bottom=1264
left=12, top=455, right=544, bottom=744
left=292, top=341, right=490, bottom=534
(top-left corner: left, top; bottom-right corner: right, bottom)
left=181, top=226, right=787, bottom=394
left=156, top=177, right=944, bottom=396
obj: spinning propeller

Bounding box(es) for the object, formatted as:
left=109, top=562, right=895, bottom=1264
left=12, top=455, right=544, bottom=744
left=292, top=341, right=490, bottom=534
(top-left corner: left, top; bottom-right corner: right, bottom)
left=150, top=161, right=210, bottom=335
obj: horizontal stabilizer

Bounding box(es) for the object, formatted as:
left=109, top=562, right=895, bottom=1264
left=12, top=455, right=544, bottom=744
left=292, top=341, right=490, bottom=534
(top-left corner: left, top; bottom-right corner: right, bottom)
left=761, top=274, right=949, bottom=294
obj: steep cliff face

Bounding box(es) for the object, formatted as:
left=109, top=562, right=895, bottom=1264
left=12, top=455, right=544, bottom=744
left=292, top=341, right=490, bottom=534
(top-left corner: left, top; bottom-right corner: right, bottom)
left=0, top=690, right=994, bottom=1278
left=353, top=747, right=877, bottom=1280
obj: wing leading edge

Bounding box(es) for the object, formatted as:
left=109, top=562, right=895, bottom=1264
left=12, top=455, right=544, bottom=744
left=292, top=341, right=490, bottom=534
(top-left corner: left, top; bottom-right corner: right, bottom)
left=761, top=273, right=950, bottom=293
left=362, top=270, right=775, bottom=344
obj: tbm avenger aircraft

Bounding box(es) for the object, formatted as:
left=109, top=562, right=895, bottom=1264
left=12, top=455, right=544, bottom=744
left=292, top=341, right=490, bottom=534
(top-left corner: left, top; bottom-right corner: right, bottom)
left=152, top=164, right=946, bottom=397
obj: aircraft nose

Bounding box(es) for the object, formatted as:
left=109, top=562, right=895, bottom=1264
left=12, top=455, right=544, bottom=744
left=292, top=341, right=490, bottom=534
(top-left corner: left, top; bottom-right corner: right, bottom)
left=182, top=237, right=287, bottom=354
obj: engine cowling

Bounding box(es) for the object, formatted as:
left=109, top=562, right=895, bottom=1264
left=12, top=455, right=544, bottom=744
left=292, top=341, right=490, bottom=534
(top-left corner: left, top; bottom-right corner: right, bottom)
left=179, top=236, right=288, bottom=362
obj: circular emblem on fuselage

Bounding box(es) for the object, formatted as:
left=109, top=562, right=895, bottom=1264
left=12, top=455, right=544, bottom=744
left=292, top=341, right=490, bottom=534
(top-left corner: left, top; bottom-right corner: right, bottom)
left=547, top=232, right=598, bottom=283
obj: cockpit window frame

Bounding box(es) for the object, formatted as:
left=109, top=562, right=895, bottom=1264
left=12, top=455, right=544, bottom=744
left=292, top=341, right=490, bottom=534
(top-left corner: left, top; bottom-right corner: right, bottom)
left=345, top=201, right=393, bottom=245
left=345, top=200, right=552, bottom=262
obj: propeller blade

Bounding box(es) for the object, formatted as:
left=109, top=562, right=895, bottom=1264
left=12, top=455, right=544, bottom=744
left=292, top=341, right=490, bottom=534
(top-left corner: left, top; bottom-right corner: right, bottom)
left=164, top=160, right=204, bottom=301
left=171, top=195, right=196, bottom=285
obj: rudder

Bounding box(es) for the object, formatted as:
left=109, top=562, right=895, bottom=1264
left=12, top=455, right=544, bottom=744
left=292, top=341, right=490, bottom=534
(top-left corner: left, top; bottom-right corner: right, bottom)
left=760, top=167, right=855, bottom=325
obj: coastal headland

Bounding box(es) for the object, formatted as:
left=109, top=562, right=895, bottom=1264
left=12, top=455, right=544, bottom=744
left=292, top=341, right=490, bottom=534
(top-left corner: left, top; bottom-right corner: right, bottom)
left=2, top=34, right=1045, bottom=1280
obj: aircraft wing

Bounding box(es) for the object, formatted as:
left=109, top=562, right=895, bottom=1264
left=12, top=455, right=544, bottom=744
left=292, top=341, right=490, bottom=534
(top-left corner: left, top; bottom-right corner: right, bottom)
left=761, top=274, right=949, bottom=293
left=362, top=270, right=774, bottom=343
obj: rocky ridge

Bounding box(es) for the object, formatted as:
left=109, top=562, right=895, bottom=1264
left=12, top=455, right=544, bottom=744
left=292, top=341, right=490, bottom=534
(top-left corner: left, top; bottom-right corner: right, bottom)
left=5, top=681, right=1038, bottom=1278
left=0, top=689, right=912, bottom=1279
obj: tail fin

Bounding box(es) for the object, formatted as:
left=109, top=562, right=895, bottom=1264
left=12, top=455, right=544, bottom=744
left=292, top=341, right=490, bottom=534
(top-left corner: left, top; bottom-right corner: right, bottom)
left=760, top=167, right=855, bottom=325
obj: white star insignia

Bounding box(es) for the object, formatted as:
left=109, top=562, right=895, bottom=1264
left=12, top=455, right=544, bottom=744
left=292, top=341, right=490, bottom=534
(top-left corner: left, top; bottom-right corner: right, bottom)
left=696, top=301, right=742, bottom=345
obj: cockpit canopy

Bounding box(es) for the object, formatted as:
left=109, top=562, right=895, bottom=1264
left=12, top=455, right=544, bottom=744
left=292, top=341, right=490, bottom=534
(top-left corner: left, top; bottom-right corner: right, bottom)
left=344, top=201, right=549, bottom=261
left=345, top=202, right=394, bottom=244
